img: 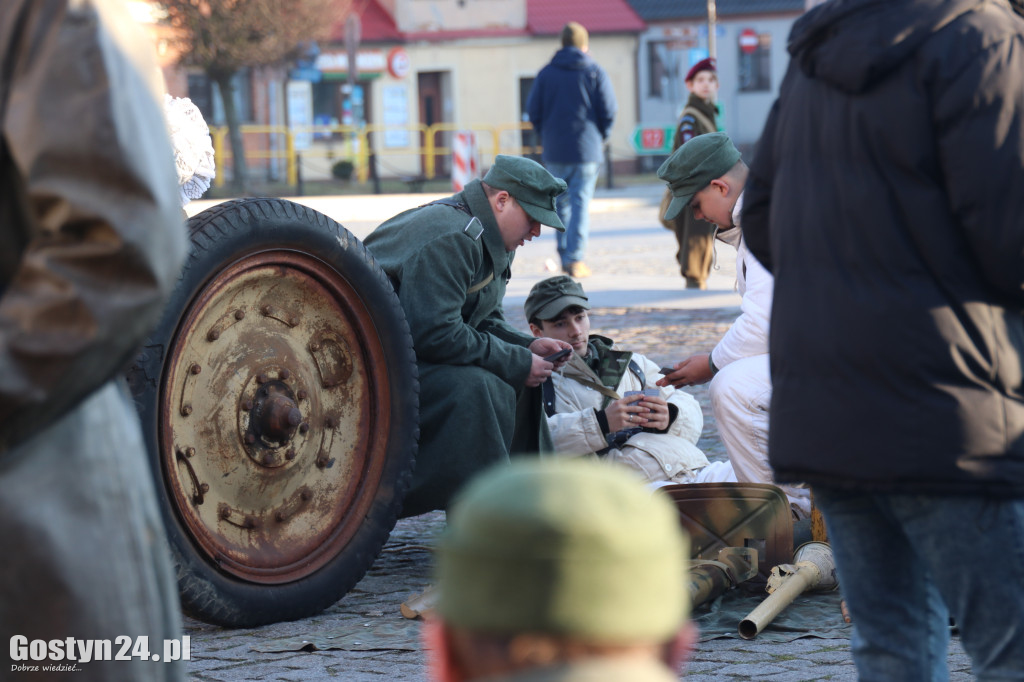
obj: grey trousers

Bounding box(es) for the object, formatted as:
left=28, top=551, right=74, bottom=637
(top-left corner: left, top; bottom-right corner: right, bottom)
left=0, top=380, right=183, bottom=681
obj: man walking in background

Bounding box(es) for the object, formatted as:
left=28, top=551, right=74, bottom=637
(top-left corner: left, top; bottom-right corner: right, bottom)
left=742, top=0, right=1024, bottom=677
left=527, top=21, right=617, bottom=279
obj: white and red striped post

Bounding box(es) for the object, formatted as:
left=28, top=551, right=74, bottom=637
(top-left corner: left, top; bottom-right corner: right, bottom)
left=452, top=131, right=480, bottom=192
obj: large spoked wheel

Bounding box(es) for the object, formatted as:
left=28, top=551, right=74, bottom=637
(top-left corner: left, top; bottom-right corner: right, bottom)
left=128, top=198, right=418, bottom=627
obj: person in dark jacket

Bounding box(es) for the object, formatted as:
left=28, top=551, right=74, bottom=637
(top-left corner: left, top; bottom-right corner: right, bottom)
left=527, top=22, right=617, bottom=279
left=741, top=0, right=1024, bottom=678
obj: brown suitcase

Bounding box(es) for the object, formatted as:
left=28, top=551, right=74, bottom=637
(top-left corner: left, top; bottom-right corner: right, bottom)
left=659, top=482, right=793, bottom=583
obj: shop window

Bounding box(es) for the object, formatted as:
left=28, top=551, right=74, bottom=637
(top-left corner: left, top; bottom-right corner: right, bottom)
left=186, top=69, right=254, bottom=125
left=648, top=42, right=667, bottom=98
left=738, top=33, right=772, bottom=92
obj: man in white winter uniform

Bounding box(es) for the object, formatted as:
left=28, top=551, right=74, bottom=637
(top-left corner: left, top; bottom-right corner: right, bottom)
left=526, top=275, right=735, bottom=485
left=657, top=133, right=810, bottom=518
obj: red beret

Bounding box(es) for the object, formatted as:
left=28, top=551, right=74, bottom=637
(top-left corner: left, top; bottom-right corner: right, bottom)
left=685, top=57, right=717, bottom=82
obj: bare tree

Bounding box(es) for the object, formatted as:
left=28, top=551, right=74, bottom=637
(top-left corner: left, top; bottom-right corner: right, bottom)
left=162, top=0, right=349, bottom=191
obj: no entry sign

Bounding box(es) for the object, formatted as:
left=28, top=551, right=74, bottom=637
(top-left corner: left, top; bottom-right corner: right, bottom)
left=739, top=28, right=759, bottom=54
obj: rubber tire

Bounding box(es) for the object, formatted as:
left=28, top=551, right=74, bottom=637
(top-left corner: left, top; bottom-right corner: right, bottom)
left=127, top=198, right=418, bottom=627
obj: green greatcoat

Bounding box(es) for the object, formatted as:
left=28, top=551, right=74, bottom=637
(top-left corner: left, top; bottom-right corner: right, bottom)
left=363, top=179, right=550, bottom=517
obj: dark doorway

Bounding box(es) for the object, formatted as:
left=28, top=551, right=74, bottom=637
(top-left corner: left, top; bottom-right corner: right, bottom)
left=418, top=71, right=448, bottom=177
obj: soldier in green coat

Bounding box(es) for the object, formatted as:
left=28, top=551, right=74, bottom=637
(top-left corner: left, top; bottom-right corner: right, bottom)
left=364, top=155, right=572, bottom=516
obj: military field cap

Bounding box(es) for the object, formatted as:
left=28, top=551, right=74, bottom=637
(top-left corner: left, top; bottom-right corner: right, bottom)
left=658, top=131, right=741, bottom=222
left=483, top=155, right=567, bottom=231
left=436, top=459, right=689, bottom=642
left=525, top=275, right=591, bottom=322
left=685, top=56, right=717, bottom=82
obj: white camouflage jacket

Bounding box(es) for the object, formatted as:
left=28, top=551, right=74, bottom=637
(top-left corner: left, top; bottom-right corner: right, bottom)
left=546, top=347, right=709, bottom=480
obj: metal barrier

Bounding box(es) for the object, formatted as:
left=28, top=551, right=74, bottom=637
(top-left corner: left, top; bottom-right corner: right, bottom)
left=209, top=122, right=542, bottom=189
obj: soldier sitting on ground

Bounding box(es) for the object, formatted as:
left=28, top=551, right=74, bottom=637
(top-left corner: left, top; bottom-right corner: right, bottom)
left=524, top=275, right=736, bottom=485
left=363, top=156, right=572, bottom=517
left=425, top=458, right=697, bottom=682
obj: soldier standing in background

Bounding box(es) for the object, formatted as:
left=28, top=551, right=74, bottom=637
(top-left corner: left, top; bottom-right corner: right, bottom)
left=661, top=57, right=720, bottom=290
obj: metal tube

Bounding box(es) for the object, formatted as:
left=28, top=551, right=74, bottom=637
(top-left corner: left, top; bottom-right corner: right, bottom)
left=738, top=562, right=819, bottom=639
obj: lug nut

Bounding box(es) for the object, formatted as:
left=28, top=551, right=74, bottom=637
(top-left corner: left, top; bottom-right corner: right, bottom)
left=263, top=452, right=275, bottom=465
left=256, top=373, right=268, bottom=384
left=242, top=399, right=253, bottom=411
left=285, top=449, right=296, bottom=460
left=181, top=404, right=193, bottom=416
left=310, top=342, right=320, bottom=352
left=207, top=329, right=220, bottom=341
left=245, top=433, right=256, bottom=444
left=234, top=309, right=245, bottom=320
left=299, top=422, right=310, bottom=434
left=186, top=447, right=196, bottom=458
left=190, top=363, right=202, bottom=375
left=199, top=483, right=210, bottom=494
left=280, top=369, right=291, bottom=380
left=296, top=389, right=307, bottom=401
left=262, top=305, right=273, bottom=316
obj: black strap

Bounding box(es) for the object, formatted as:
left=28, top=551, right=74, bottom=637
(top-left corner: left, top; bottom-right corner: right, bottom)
left=627, top=359, right=645, bottom=387
left=423, top=197, right=471, bottom=214
left=542, top=378, right=557, bottom=417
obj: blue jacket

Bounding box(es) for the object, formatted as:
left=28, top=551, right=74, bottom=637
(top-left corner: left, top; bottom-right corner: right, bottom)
left=527, top=47, right=617, bottom=164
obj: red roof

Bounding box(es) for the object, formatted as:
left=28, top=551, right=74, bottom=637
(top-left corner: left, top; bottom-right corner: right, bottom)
left=330, top=0, right=401, bottom=43
left=526, top=0, right=646, bottom=35
left=331, top=0, right=645, bottom=45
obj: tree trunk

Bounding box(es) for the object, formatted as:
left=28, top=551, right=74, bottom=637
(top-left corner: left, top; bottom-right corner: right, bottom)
left=215, top=72, right=247, bottom=194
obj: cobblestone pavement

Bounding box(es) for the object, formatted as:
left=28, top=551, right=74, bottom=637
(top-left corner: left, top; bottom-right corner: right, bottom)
left=182, top=188, right=976, bottom=681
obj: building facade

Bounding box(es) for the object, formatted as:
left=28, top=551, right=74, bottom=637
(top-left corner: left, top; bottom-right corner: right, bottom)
left=629, top=0, right=805, bottom=163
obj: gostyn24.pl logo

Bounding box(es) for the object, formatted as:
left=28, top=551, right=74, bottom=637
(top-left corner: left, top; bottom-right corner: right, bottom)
left=10, top=635, right=190, bottom=670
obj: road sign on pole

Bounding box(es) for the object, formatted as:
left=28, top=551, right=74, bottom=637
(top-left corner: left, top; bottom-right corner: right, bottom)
left=739, top=28, right=759, bottom=54
left=631, top=125, right=675, bottom=155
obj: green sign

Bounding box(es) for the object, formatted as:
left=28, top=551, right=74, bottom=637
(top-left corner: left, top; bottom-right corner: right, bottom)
left=631, top=125, right=675, bottom=155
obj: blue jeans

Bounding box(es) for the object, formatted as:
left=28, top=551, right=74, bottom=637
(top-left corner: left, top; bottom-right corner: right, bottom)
left=814, top=487, right=1024, bottom=681
left=545, top=161, right=599, bottom=266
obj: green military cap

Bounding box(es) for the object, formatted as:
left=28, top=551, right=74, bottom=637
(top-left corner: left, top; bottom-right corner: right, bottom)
left=524, top=275, right=591, bottom=322
left=436, top=459, right=690, bottom=642
left=658, top=131, right=741, bottom=221
left=484, top=155, right=568, bottom=231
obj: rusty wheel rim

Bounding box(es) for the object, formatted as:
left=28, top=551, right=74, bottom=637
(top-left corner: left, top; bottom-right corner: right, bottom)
left=160, top=249, right=391, bottom=584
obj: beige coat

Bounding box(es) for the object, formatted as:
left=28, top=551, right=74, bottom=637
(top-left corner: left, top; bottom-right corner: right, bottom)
left=1, top=2, right=186, bottom=679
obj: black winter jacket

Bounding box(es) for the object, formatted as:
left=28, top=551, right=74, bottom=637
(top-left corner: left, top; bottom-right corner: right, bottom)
left=742, top=0, right=1024, bottom=496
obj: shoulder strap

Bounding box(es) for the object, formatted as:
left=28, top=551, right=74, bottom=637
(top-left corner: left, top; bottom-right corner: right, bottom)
left=466, top=271, right=494, bottom=295
left=542, top=379, right=558, bottom=417
left=627, top=359, right=646, bottom=388
left=682, top=105, right=717, bottom=136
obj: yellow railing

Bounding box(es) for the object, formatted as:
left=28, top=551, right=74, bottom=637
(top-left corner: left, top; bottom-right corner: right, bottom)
left=209, top=122, right=541, bottom=188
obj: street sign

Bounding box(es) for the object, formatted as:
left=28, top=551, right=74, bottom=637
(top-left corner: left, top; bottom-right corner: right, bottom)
left=739, top=28, right=759, bottom=54
left=631, top=125, right=675, bottom=155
